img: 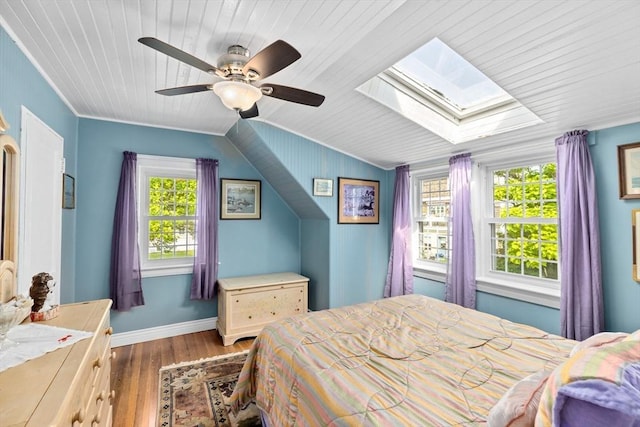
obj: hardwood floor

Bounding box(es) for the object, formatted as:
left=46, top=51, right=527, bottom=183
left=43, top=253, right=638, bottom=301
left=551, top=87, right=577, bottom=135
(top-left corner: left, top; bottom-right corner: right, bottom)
left=110, top=330, right=254, bottom=427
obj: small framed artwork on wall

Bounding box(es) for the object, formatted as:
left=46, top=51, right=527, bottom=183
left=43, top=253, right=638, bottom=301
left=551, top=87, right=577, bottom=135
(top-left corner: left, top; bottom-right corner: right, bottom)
left=62, top=173, right=75, bottom=209
left=313, top=178, right=333, bottom=197
left=618, top=141, right=640, bottom=199
left=220, top=178, right=261, bottom=220
left=337, top=177, right=379, bottom=224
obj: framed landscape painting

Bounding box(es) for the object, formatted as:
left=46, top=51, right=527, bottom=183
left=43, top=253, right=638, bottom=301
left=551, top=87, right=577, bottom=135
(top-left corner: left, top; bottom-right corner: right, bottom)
left=337, top=177, right=379, bottom=224
left=618, top=142, right=640, bottom=199
left=220, top=179, right=261, bottom=220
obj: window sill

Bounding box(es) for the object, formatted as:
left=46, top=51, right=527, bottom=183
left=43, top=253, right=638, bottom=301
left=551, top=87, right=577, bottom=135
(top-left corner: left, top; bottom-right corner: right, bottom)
left=476, top=277, right=560, bottom=309
left=412, top=268, right=560, bottom=309
left=141, top=265, right=193, bottom=278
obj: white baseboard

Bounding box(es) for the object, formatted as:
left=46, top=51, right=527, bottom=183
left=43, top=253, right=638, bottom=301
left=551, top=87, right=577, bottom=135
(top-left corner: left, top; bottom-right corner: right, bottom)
left=111, top=316, right=218, bottom=348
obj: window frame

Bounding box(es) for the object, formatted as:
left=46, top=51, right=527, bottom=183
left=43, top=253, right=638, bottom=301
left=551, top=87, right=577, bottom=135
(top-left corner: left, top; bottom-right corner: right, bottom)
left=137, top=155, right=197, bottom=278
left=412, top=166, right=450, bottom=276
left=412, top=151, right=561, bottom=308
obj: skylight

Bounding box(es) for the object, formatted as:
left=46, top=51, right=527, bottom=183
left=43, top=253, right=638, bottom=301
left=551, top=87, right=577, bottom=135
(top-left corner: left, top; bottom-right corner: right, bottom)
left=357, top=38, right=542, bottom=144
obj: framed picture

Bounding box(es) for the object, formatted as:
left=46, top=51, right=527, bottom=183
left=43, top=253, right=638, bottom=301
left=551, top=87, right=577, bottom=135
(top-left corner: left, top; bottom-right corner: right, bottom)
left=337, top=177, right=379, bottom=224
left=618, top=142, right=640, bottom=199
left=62, top=173, right=75, bottom=209
left=633, top=209, right=640, bottom=282
left=313, top=178, right=333, bottom=197
left=220, top=179, right=261, bottom=220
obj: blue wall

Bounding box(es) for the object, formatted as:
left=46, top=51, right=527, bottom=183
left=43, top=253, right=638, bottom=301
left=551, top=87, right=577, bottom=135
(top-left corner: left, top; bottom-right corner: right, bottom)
left=590, top=123, right=640, bottom=332
left=0, top=25, right=79, bottom=303
left=229, top=121, right=392, bottom=309
left=76, top=118, right=300, bottom=333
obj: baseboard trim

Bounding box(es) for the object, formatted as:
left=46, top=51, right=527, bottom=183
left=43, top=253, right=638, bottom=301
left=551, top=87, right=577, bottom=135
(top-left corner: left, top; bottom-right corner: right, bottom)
left=111, top=317, right=218, bottom=348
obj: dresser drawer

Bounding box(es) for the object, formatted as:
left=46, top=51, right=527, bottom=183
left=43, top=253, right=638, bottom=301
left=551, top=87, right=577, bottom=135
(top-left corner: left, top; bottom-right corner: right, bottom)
left=218, top=272, right=309, bottom=346
left=230, top=283, right=306, bottom=326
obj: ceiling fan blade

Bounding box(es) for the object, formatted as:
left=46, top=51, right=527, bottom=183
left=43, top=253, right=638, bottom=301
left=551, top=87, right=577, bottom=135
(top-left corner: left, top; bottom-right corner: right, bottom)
left=261, top=84, right=325, bottom=107
left=239, top=103, right=259, bottom=119
left=155, top=84, right=211, bottom=96
left=139, top=37, right=219, bottom=74
left=243, top=40, right=301, bottom=80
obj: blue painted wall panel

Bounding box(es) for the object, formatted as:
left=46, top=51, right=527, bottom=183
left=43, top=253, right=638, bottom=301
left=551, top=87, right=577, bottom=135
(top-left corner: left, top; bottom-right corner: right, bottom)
left=0, top=26, right=78, bottom=303
left=590, top=123, right=640, bottom=332
left=76, top=118, right=300, bottom=333
left=240, top=121, right=391, bottom=308
left=301, top=219, right=330, bottom=310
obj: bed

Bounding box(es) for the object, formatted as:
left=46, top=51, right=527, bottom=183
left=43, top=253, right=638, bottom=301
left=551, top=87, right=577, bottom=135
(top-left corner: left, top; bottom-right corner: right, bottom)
left=229, top=294, right=578, bottom=425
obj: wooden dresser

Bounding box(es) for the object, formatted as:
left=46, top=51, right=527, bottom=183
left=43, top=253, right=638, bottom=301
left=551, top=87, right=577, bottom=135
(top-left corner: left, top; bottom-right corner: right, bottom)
left=217, top=272, right=308, bottom=346
left=0, top=299, right=113, bottom=426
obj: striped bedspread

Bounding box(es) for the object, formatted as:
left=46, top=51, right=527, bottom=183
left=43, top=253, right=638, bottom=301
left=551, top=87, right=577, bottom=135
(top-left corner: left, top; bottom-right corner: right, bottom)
left=230, top=294, right=575, bottom=426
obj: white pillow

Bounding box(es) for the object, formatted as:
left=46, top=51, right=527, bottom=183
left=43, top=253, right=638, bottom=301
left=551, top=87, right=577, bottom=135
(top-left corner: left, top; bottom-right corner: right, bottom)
left=487, top=370, right=550, bottom=427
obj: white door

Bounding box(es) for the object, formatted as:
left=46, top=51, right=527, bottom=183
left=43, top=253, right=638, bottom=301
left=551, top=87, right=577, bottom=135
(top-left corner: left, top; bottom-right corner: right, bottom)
left=18, top=107, right=63, bottom=306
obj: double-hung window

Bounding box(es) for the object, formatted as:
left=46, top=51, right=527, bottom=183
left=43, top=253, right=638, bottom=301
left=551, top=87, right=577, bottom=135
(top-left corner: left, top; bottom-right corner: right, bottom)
left=476, top=159, right=560, bottom=306
left=412, top=154, right=561, bottom=307
left=137, top=155, right=197, bottom=277
left=413, top=171, right=451, bottom=274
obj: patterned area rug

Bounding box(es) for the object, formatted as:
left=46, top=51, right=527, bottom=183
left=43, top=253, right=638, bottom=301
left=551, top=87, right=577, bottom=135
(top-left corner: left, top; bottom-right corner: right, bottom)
left=157, top=351, right=261, bottom=427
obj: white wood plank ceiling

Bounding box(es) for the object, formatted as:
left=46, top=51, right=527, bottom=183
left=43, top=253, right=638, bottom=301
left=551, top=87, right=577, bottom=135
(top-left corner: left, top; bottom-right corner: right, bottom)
left=1, top=0, right=639, bottom=169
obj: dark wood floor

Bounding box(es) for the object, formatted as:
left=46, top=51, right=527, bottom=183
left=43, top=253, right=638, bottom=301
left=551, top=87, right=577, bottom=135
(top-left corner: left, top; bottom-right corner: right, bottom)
left=110, top=330, right=254, bottom=427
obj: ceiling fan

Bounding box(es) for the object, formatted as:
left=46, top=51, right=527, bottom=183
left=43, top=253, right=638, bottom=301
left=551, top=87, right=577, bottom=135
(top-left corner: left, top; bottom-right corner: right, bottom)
left=138, top=37, right=325, bottom=119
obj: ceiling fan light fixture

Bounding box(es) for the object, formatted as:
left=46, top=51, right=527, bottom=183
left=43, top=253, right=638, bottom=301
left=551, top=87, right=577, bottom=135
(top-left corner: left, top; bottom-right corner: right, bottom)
left=213, top=81, right=262, bottom=111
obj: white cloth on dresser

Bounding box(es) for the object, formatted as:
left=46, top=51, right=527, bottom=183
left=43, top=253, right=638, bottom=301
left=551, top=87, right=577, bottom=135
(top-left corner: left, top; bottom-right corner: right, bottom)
left=0, top=323, right=93, bottom=372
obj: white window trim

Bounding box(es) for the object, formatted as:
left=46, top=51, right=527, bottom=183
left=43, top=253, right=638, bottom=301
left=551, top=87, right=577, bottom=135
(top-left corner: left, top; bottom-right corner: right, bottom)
left=412, top=166, right=449, bottom=275
left=412, top=147, right=561, bottom=309
left=474, top=153, right=560, bottom=308
left=137, top=155, right=196, bottom=278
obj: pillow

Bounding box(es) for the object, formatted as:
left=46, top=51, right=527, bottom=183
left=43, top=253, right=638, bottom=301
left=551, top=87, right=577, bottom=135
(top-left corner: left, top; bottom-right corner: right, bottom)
left=488, top=370, right=550, bottom=427
left=569, top=332, right=629, bottom=357
left=624, top=329, right=640, bottom=341
left=535, top=337, right=640, bottom=427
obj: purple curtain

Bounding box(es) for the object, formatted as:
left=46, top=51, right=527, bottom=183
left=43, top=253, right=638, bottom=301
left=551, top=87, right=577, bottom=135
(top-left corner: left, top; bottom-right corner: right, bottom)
left=191, top=158, right=219, bottom=299
left=109, top=151, right=145, bottom=311
left=384, top=165, right=414, bottom=297
left=445, top=153, right=476, bottom=308
left=556, top=130, right=603, bottom=340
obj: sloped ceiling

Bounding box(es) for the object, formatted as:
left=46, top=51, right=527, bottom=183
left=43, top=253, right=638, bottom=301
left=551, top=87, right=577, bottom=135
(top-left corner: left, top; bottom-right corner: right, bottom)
left=1, top=0, right=639, bottom=169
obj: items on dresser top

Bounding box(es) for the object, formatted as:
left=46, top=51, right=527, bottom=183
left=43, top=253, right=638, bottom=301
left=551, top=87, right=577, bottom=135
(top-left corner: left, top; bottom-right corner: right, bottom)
left=0, top=323, right=93, bottom=372
left=0, top=299, right=113, bottom=426
left=217, top=272, right=309, bottom=346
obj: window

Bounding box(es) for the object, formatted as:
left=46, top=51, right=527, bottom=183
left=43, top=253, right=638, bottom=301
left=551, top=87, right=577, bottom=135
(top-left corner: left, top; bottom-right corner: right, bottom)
left=488, top=164, right=559, bottom=280
left=414, top=175, right=450, bottom=267
left=412, top=155, right=561, bottom=308
left=137, top=155, right=197, bottom=277
left=357, top=38, right=542, bottom=144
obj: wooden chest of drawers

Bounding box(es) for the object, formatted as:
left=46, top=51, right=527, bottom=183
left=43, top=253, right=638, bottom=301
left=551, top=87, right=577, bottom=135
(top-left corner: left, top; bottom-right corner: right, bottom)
left=0, top=299, right=113, bottom=426
left=217, top=272, right=308, bottom=346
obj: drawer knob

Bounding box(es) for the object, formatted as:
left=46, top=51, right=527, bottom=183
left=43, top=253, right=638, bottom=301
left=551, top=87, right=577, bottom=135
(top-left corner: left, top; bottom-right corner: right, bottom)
left=109, top=390, right=116, bottom=401
left=97, top=391, right=106, bottom=402
left=105, top=327, right=113, bottom=335
left=93, top=357, right=103, bottom=368
left=110, top=351, right=117, bottom=360
left=92, top=413, right=102, bottom=425
left=248, top=315, right=252, bottom=319
left=72, top=408, right=85, bottom=423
